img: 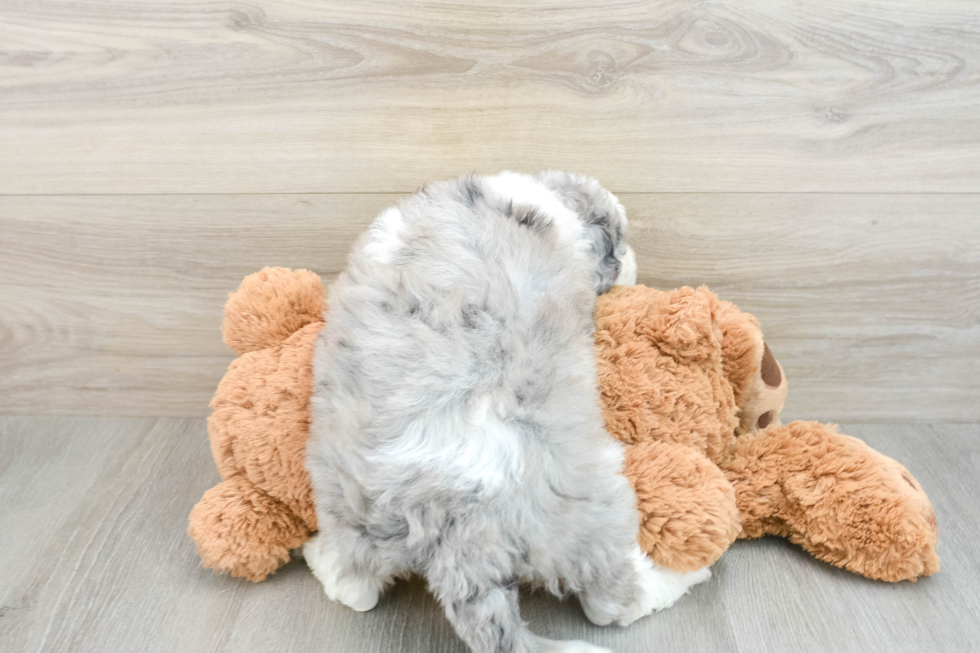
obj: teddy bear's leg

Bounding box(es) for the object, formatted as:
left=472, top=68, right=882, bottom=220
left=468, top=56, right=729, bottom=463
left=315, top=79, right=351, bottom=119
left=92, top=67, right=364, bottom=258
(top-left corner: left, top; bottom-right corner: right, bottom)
left=625, top=440, right=742, bottom=573
left=188, top=476, right=312, bottom=582
left=720, top=420, right=940, bottom=582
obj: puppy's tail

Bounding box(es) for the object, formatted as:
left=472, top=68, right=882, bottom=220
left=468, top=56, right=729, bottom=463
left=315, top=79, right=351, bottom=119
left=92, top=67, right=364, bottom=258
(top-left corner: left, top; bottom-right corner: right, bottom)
left=221, top=267, right=326, bottom=355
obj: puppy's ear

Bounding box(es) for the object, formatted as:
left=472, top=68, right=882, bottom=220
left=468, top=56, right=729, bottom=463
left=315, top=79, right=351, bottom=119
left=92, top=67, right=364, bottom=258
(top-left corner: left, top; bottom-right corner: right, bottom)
left=585, top=221, right=621, bottom=294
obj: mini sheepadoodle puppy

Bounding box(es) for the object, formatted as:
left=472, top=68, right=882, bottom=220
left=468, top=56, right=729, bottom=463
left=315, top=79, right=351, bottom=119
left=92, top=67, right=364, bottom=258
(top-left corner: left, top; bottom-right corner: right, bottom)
left=305, top=171, right=709, bottom=653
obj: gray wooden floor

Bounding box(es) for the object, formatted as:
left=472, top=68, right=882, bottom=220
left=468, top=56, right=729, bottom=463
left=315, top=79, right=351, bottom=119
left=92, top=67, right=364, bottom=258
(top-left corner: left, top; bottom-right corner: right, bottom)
left=1, top=417, right=977, bottom=653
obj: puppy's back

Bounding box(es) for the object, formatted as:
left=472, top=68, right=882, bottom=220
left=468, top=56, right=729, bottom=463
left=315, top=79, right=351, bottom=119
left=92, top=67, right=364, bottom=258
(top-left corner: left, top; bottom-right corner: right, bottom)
left=310, top=173, right=615, bottom=539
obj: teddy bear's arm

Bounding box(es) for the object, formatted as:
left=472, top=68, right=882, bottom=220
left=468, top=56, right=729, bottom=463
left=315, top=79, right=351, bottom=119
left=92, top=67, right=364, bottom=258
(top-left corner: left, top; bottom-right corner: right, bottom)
left=625, top=440, right=741, bottom=572
left=720, top=420, right=940, bottom=582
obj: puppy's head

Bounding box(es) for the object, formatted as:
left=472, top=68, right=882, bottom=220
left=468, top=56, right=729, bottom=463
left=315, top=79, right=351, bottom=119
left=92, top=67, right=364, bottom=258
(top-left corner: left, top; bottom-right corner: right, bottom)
left=537, top=170, right=636, bottom=293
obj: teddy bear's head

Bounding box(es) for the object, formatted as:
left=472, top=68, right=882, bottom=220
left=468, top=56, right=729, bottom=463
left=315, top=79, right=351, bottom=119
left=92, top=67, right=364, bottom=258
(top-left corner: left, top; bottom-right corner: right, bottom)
left=595, top=284, right=787, bottom=462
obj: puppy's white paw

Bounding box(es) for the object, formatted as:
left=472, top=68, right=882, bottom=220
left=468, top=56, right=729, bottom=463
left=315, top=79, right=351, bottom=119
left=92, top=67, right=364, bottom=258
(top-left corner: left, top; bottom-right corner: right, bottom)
left=580, top=592, right=630, bottom=627
left=633, top=551, right=711, bottom=615
left=303, top=538, right=382, bottom=612
left=581, top=548, right=711, bottom=627
left=335, top=578, right=382, bottom=613
left=539, top=640, right=613, bottom=653
left=613, top=243, right=637, bottom=286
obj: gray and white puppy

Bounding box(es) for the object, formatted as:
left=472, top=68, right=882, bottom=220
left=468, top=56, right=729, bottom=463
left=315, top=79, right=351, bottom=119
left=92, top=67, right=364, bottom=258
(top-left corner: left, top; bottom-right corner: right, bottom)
left=305, top=171, right=709, bottom=653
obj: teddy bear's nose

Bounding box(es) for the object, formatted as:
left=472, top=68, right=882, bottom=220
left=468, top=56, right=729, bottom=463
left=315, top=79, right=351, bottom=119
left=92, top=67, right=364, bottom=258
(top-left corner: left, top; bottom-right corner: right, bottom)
left=757, top=411, right=774, bottom=429
left=761, top=343, right=782, bottom=387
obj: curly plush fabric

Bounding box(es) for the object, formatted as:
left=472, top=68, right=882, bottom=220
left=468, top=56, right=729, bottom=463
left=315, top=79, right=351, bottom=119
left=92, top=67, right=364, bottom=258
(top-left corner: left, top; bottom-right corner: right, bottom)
left=188, top=269, right=939, bottom=584
left=188, top=268, right=324, bottom=581
left=593, top=284, right=937, bottom=580
left=221, top=266, right=326, bottom=355
left=626, top=439, right=740, bottom=572
left=188, top=476, right=310, bottom=581
left=722, top=421, right=941, bottom=582
left=594, top=286, right=738, bottom=463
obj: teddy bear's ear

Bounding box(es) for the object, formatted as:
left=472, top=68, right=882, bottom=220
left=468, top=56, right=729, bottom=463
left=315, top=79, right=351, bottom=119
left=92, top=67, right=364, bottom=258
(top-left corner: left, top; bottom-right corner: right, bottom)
left=222, top=267, right=326, bottom=355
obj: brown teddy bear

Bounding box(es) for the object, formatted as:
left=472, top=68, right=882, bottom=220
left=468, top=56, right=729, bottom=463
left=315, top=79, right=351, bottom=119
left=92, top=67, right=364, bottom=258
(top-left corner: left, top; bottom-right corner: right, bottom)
left=188, top=267, right=939, bottom=584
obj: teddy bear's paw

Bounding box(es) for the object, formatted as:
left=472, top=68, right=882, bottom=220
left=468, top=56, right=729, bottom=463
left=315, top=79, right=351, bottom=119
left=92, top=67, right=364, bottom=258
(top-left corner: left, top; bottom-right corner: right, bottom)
left=303, top=537, right=384, bottom=612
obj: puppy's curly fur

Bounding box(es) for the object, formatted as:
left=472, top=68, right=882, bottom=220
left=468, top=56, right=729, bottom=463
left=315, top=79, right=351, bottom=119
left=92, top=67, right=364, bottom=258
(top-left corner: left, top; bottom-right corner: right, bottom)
left=305, top=172, right=703, bottom=653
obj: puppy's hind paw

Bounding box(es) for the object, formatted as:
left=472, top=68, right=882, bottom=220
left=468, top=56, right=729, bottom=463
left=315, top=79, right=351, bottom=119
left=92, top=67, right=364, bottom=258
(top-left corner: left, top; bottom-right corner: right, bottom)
left=303, top=537, right=383, bottom=612
left=536, top=638, right=613, bottom=653
left=635, top=556, right=711, bottom=614
left=581, top=550, right=712, bottom=627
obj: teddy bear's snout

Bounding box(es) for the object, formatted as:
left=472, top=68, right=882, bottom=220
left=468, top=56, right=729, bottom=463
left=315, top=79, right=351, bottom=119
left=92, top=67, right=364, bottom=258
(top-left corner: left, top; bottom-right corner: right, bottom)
left=736, top=341, right=789, bottom=436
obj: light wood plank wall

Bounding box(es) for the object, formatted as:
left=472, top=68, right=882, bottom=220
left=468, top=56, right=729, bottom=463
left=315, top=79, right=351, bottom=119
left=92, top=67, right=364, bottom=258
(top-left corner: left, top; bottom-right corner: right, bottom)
left=1, top=0, right=978, bottom=420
